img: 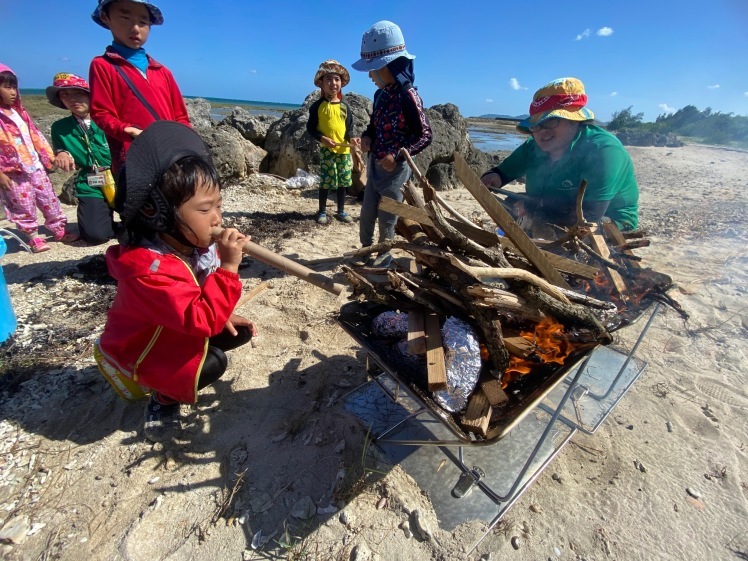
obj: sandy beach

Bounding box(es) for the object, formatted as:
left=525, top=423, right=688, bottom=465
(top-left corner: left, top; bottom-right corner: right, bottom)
left=0, top=143, right=746, bottom=560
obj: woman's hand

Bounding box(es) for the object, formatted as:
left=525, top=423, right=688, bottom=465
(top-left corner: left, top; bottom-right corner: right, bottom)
left=379, top=154, right=396, bottom=172
left=480, top=172, right=502, bottom=189
left=360, top=136, right=371, bottom=153
left=124, top=126, right=142, bottom=138
left=54, top=151, right=76, bottom=172
left=216, top=227, right=248, bottom=273
left=349, top=137, right=361, bottom=147
left=225, top=313, right=258, bottom=337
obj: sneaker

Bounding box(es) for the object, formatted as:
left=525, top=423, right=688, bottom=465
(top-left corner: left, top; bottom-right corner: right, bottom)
left=28, top=237, right=51, bottom=253
left=143, top=395, right=181, bottom=442
left=372, top=251, right=393, bottom=268
left=335, top=211, right=353, bottom=223
left=316, top=211, right=328, bottom=225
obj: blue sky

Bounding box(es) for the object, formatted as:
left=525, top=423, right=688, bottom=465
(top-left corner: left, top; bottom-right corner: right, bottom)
left=2, top=0, right=747, bottom=121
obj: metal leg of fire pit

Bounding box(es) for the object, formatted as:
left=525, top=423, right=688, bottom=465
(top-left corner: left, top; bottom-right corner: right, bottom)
left=540, top=302, right=661, bottom=435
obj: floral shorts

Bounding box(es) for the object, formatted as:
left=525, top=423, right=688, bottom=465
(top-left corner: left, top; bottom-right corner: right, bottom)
left=319, top=149, right=352, bottom=191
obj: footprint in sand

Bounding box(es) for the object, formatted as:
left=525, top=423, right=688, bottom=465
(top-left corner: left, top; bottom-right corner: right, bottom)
left=695, top=378, right=748, bottom=410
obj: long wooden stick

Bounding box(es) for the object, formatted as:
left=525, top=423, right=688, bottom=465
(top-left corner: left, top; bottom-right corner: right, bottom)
left=452, top=152, right=570, bottom=289
left=211, top=227, right=344, bottom=296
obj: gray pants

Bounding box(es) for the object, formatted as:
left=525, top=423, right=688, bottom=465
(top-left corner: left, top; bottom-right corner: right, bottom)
left=359, top=155, right=411, bottom=247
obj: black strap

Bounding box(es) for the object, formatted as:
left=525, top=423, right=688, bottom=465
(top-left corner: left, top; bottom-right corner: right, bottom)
left=113, top=65, right=161, bottom=121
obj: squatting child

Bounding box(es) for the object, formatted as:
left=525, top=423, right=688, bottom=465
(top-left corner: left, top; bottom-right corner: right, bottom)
left=88, top=0, right=190, bottom=177
left=352, top=21, right=432, bottom=267
left=0, top=64, right=75, bottom=253
left=94, top=121, right=256, bottom=442
left=306, top=60, right=357, bottom=225
left=47, top=73, right=117, bottom=244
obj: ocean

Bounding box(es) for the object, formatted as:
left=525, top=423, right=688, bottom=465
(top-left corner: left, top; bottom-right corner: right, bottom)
left=20, top=89, right=523, bottom=151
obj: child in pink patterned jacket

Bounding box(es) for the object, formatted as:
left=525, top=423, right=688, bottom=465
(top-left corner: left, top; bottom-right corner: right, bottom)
left=0, top=63, right=75, bottom=253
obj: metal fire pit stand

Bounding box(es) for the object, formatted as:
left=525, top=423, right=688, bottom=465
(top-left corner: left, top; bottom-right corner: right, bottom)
left=341, top=303, right=660, bottom=554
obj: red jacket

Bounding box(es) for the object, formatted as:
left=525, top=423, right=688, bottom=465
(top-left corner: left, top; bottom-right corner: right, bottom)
left=89, top=48, right=191, bottom=174
left=98, top=244, right=241, bottom=403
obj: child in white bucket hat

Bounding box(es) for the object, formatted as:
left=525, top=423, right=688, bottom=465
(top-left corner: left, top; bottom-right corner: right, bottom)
left=352, top=21, right=432, bottom=266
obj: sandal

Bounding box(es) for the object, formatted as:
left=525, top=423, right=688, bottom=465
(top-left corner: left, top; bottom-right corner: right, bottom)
left=54, top=231, right=80, bottom=243
left=28, top=237, right=51, bottom=253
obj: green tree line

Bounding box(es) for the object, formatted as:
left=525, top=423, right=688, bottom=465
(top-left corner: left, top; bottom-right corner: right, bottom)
left=607, top=105, right=748, bottom=147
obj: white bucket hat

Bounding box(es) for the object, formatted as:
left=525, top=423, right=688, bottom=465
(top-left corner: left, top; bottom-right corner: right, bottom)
left=352, top=21, right=415, bottom=72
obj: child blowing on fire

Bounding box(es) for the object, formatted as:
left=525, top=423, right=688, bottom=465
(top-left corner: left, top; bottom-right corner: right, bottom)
left=306, top=60, right=357, bottom=225
left=94, top=121, right=257, bottom=442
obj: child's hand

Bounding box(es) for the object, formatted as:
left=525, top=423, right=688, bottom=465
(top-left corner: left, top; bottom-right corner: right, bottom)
left=321, top=136, right=336, bottom=149
left=216, top=227, right=248, bottom=273
left=225, top=313, right=258, bottom=337
left=379, top=154, right=397, bottom=172
left=349, top=137, right=361, bottom=147
left=124, top=126, right=142, bottom=138
left=54, top=152, right=76, bottom=172
left=0, top=172, right=11, bottom=191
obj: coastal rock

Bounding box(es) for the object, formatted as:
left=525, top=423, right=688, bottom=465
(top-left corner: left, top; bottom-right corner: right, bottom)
left=202, top=125, right=267, bottom=182
left=264, top=90, right=371, bottom=178
left=223, top=108, right=276, bottom=148
left=185, top=97, right=214, bottom=134
left=58, top=173, right=78, bottom=205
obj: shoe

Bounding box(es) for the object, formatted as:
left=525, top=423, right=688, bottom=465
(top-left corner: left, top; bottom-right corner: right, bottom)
left=316, top=211, right=328, bottom=225
left=372, top=251, right=393, bottom=268
left=143, top=395, right=181, bottom=442
left=54, top=231, right=80, bottom=243
left=28, top=237, right=51, bottom=253
left=336, top=211, right=353, bottom=223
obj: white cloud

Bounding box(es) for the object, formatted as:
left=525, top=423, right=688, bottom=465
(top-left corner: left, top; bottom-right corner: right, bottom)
left=597, top=27, right=614, bottom=37
left=658, top=103, right=676, bottom=114
left=485, top=98, right=494, bottom=103
left=744, top=91, right=748, bottom=97
left=59, top=56, right=70, bottom=62
left=509, top=78, right=526, bottom=91
left=249, top=69, right=257, bottom=74
left=610, top=91, right=618, bottom=97
left=575, top=28, right=591, bottom=41
left=707, top=84, right=720, bottom=89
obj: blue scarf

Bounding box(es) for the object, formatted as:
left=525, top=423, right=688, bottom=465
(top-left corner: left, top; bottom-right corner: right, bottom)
left=110, top=42, right=149, bottom=74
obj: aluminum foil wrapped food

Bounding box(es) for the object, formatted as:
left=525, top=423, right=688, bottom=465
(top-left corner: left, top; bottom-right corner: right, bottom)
left=371, top=311, right=408, bottom=338
left=433, top=317, right=482, bottom=413
left=372, top=311, right=482, bottom=414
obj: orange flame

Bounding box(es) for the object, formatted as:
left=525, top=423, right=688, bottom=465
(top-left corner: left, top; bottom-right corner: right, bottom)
left=503, top=316, right=573, bottom=381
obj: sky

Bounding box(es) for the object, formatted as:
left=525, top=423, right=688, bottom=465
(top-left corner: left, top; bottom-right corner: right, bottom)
left=2, top=0, right=747, bottom=122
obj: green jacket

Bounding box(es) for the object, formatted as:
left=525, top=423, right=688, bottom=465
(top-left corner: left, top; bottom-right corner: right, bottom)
left=496, top=124, right=639, bottom=230
left=50, top=115, right=112, bottom=199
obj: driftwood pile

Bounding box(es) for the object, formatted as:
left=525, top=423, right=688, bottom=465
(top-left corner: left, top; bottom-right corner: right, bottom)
left=340, top=151, right=681, bottom=437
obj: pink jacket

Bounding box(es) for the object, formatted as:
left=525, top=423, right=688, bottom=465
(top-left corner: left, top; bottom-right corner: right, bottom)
left=0, top=63, right=54, bottom=174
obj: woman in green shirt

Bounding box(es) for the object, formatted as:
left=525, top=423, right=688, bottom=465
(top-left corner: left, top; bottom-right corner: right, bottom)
left=481, top=77, right=639, bottom=232
left=47, top=73, right=116, bottom=244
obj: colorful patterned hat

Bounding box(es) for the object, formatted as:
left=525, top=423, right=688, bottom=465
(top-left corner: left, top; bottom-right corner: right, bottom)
left=517, top=77, right=595, bottom=134
left=45, top=73, right=90, bottom=109
left=314, top=60, right=350, bottom=88
left=352, top=21, right=415, bottom=72
left=91, top=0, right=163, bottom=29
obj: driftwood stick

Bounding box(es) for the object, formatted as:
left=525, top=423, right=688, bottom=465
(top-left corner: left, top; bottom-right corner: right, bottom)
left=466, top=285, right=545, bottom=320
left=518, top=285, right=613, bottom=345
left=235, top=281, right=269, bottom=309
left=387, top=271, right=446, bottom=316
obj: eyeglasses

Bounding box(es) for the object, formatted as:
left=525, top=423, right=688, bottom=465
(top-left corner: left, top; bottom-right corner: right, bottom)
left=528, top=118, right=561, bottom=133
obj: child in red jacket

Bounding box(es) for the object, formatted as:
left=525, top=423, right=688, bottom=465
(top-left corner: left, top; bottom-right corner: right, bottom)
left=95, top=121, right=256, bottom=442
left=88, top=0, right=191, bottom=177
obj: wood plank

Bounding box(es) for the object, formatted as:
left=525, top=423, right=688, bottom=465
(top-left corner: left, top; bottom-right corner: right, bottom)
left=502, top=336, right=535, bottom=359
left=407, top=308, right=427, bottom=355
left=461, top=390, right=491, bottom=436
left=424, top=312, right=448, bottom=391
left=378, top=197, right=597, bottom=278
left=480, top=378, right=509, bottom=406
left=601, top=219, right=642, bottom=269
left=587, top=227, right=628, bottom=299
left=452, top=153, right=570, bottom=288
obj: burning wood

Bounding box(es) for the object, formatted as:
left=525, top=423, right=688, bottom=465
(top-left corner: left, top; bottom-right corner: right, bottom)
left=339, top=150, right=684, bottom=438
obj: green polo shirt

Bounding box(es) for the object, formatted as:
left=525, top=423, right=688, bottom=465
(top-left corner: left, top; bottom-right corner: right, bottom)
left=497, top=124, right=639, bottom=230
left=51, top=115, right=112, bottom=199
